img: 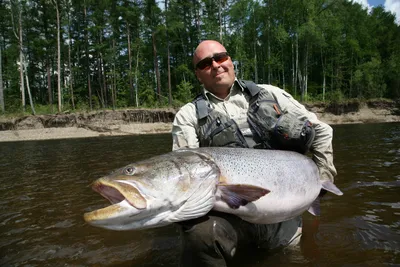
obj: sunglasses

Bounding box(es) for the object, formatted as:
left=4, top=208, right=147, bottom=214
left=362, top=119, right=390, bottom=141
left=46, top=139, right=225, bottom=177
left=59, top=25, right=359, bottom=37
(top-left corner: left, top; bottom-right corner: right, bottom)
left=196, top=52, right=230, bottom=70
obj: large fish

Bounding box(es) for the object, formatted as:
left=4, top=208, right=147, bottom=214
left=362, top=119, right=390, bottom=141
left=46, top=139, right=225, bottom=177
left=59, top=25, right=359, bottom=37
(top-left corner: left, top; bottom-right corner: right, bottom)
left=84, top=147, right=342, bottom=231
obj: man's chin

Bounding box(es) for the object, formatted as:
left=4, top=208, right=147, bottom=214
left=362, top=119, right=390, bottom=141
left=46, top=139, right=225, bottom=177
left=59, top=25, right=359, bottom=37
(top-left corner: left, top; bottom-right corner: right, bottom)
left=215, top=76, right=234, bottom=86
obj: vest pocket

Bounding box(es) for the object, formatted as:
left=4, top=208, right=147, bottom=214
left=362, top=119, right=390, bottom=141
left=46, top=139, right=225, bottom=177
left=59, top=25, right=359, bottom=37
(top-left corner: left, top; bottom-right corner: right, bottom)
left=200, top=117, right=248, bottom=148
left=247, top=99, right=282, bottom=148
left=273, top=115, right=315, bottom=154
left=248, top=98, right=315, bottom=154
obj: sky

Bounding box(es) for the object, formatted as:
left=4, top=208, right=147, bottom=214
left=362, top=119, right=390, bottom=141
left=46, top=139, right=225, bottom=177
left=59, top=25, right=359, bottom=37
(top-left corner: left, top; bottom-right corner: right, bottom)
left=351, top=0, right=400, bottom=24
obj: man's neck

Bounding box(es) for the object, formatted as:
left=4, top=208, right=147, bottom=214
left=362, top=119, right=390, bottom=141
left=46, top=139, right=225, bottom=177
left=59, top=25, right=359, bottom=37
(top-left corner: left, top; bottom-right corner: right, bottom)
left=205, top=83, right=234, bottom=100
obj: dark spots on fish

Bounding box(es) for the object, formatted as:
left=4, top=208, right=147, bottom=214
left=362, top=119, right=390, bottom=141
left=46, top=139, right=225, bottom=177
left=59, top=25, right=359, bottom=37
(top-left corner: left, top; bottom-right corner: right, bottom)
left=171, top=158, right=183, bottom=178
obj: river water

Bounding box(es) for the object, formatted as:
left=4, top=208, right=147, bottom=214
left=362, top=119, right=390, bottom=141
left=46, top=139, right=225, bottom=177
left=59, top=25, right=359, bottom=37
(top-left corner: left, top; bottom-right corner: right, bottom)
left=1, top=123, right=399, bottom=266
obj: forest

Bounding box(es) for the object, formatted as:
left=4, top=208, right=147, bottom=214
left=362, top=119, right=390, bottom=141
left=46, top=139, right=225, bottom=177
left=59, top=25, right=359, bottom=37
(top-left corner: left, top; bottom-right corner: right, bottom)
left=0, top=0, right=399, bottom=115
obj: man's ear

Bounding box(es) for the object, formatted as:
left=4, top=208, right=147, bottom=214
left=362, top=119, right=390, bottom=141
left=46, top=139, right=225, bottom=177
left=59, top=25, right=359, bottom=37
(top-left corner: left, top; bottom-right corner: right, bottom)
left=195, top=70, right=203, bottom=84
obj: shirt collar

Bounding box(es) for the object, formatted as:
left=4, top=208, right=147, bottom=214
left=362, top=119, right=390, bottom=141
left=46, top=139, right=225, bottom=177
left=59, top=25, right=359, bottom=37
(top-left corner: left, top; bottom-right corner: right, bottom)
left=203, top=79, right=244, bottom=101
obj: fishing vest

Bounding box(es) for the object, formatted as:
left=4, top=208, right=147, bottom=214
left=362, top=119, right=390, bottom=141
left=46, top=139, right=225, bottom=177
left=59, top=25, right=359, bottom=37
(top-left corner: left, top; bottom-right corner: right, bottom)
left=193, top=80, right=315, bottom=154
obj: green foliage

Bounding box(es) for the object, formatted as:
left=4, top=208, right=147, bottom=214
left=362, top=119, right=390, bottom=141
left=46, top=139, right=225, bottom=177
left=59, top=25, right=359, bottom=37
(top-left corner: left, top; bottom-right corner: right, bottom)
left=352, top=58, right=386, bottom=99
left=173, top=80, right=194, bottom=104
left=326, top=89, right=346, bottom=103
left=139, top=84, right=157, bottom=108
left=0, top=0, right=399, bottom=115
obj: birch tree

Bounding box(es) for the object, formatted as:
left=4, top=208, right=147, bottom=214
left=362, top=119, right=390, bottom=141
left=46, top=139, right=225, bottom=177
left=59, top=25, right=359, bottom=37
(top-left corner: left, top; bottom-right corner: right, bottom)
left=0, top=37, right=4, bottom=112
left=51, top=0, right=62, bottom=112
left=11, top=0, right=35, bottom=114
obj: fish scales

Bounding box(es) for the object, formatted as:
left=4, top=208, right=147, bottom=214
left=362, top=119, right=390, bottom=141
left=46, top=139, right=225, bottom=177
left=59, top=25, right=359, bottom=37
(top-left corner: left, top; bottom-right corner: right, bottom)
left=84, top=147, right=342, bottom=231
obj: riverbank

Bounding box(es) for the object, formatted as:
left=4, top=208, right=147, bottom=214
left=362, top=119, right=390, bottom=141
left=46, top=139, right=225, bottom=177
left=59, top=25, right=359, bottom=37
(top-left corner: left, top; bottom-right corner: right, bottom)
left=0, top=103, right=398, bottom=142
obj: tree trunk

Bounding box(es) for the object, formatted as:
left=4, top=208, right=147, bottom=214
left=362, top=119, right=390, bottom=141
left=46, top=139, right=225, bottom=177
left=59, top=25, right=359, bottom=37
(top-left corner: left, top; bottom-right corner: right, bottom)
left=22, top=55, right=36, bottom=115
left=18, top=9, right=25, bottom=112
left=281, top=47, right=285, bottom=90
left=297, top=69, right=303, bottom=101
left=219, top=0, right=222, bottom=42
left=254, top=41, right=258, bottom=83
left=98, top=30, right=106, bottom=108
left=295, top=34, right=299, bottom=98
left=304, top=43, right=308, bottom=101
left=152, top=32, right=161, bottom=103
left=47, top=59, right=53, bottom=111
left=127, top=23, right=134, bottom=106
left=97, top=57, right=105, bottom=108
left=165, top=0, right=172, bottom=105
left=253, top=7, right=258, bottom=84
left=135, top=43, right=140, bottom=107
left=67, top=7, right=75, bottom=109
left=267, top=4, right=271, bottom=84
left=292, top=42, right=295, bottom=92
left=55, top=1, right=62, bottom=112
left=0, top=39, right=4, bottom=112
left=84, top=4, right=92, bottom=110
left=350, top=50, right=353, bottom=98
left=102, top=58, right=108, bottom=108
left=321, top=48, right=325, bottom=102
left=111, top=40, right=116, bottom=110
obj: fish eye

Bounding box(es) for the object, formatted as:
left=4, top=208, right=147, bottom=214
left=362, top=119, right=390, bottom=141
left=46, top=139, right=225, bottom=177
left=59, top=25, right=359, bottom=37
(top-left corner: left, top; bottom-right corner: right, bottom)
left=124, top=167, right=135, bottom=175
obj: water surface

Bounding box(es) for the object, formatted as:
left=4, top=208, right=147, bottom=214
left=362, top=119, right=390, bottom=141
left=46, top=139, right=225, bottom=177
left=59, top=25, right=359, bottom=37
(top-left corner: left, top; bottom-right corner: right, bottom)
left=1, top=123, right=399, bottom=266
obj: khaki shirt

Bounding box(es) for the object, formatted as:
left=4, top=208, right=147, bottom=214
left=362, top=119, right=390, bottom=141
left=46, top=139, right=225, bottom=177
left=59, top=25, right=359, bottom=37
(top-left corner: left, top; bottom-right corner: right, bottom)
left=172, top=80, right=337, bottom=183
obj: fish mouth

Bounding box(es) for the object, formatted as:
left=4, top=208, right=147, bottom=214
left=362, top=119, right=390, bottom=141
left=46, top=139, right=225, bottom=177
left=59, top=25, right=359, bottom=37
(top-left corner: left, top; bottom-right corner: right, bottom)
left=93, top=181, right=126, bottom=204
left=84, top=178, right=147, bottom=223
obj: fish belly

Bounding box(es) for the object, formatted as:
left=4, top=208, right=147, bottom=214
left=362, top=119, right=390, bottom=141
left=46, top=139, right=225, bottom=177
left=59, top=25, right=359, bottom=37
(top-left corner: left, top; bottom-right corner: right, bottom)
left=200, top=147, right=322, bottom=224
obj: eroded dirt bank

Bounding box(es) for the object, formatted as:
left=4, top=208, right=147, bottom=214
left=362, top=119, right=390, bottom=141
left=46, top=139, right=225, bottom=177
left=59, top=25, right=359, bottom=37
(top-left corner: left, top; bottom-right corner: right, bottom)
left=0, top=102, right=398, bottom=142
left=0, top=108, right=177, bottom=131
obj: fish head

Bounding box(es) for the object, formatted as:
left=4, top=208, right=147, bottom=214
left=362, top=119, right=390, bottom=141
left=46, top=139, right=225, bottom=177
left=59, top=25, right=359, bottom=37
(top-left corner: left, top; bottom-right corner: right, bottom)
left=84, top=150, right=220, bottom=230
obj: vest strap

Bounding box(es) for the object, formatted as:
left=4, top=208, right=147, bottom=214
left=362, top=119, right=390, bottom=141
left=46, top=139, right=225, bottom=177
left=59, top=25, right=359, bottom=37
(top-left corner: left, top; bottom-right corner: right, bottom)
left=193, top=95, right=209, bottom=120
left=238, top=79, right=260, bottom=97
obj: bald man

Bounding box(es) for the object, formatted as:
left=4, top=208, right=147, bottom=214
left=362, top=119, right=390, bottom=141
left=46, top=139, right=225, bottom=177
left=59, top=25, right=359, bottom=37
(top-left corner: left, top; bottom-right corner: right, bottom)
left=172, top=40, right=337, bottom=266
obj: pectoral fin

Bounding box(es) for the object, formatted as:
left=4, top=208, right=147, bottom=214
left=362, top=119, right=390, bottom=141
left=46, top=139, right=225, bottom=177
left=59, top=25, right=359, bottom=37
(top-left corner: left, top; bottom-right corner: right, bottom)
left=217, top=183, right=270, bottom=209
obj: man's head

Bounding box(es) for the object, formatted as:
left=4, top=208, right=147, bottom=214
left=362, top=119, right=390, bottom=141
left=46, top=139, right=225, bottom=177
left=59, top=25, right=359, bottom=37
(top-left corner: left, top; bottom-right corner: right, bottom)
left=193, top=40, right=236, bottom=99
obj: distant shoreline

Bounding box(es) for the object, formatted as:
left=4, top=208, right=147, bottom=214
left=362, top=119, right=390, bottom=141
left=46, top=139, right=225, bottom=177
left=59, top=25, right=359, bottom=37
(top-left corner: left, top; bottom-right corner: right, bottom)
left=0, top=105, right=398, bottom=142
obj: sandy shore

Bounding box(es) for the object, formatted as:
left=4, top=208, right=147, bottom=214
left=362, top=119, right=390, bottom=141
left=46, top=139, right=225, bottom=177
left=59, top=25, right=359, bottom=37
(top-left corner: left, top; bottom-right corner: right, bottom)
left=0, top=106, right=398, bottom=142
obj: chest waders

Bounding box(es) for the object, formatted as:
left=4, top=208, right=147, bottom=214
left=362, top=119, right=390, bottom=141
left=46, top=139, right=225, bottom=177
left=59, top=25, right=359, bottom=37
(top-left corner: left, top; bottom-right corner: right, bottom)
left=193, top=80, right=315, bottom=154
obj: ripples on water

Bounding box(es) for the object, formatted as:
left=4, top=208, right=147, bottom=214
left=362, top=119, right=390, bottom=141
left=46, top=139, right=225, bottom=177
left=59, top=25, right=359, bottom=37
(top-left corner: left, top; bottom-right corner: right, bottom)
left=0, top=123, right=399, bottom=266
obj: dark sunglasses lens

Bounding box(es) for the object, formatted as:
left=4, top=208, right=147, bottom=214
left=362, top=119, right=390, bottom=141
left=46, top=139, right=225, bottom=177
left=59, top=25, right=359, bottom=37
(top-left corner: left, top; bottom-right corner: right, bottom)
left=196, top=52, right=229, bottom=70
left=196, top=58, right=213, bottom=70
left=214, top=53, right=229, bottom=64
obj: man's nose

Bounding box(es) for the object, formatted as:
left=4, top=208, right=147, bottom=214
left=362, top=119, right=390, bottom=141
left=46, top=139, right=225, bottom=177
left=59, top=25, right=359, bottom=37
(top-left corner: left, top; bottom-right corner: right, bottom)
left=211, top=59, right=221, bottom=69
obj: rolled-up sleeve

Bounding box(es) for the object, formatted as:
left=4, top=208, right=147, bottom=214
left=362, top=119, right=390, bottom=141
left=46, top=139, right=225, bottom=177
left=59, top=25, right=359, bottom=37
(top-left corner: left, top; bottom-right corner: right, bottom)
left=171, top=103, right=200, bottom=151
left=259, top=84, right=337, bottom=183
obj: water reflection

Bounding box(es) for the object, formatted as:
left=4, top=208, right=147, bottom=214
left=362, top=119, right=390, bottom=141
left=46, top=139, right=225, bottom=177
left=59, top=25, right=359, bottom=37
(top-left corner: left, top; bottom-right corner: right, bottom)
left=0, top=124, right=399, bottom=266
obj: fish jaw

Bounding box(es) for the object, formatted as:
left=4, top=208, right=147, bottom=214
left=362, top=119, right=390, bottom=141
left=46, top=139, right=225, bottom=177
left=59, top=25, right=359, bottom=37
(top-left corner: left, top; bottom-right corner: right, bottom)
left=83, top=177, right=180, bottom=230
left=83, top=200, right=142, bottom=230
left=84, top=150, right=221, bottom=230
left=93, top=178, right=147, bottom=209
left=84, top=177, right=218, bottom=230
left=83, top=178, right=148, bottom=230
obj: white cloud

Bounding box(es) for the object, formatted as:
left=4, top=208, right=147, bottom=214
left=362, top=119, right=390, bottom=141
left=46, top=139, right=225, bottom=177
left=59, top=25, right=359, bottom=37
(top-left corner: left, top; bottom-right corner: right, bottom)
left=384, top=0, right=400, bottom=24
left=349, top=0, right=399, bottom=24
left=351, top=0, right=373, bottom=12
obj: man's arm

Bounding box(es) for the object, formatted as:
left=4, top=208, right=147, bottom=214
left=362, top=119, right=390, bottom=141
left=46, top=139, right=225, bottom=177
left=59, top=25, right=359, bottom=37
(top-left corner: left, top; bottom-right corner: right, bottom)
left=171, top=103, right=200, bottom=151
left=258, top=84, right=337, bottom=183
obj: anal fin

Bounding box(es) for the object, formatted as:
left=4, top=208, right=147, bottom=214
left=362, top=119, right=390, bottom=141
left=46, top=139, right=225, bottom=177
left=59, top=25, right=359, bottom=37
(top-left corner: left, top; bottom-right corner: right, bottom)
left=307, top=198, right=320, bottom=216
